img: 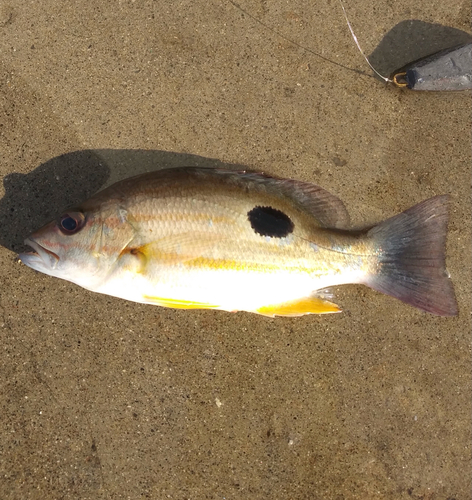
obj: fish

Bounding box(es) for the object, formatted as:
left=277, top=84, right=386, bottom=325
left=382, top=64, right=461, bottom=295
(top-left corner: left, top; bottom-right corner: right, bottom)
left=19, top=167, right=458, bottom=317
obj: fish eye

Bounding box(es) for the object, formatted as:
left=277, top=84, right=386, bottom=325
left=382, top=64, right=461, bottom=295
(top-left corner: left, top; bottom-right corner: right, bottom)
left=59, top=212, right=85, bottom=234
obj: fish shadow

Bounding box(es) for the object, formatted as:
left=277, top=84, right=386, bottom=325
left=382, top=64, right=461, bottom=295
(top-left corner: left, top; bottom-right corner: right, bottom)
left=368, top=20, right=472, bottom=80
left=0, top=149, right=246, bottom=253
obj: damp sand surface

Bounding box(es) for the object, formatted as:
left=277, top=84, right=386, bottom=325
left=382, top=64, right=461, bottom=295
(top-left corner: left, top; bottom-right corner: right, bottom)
left=0, top=0, right=470, bottom=498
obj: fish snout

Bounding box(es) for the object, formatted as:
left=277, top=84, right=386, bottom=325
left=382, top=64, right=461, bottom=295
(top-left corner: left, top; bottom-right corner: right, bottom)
left=19, top=238, right=60, bottom=271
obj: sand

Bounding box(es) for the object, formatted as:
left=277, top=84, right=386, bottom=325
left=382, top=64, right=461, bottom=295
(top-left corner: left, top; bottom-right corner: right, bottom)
left=0, top=0, right=470, bottom=498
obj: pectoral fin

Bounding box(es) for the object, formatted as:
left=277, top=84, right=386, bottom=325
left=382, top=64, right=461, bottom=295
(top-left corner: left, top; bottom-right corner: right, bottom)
left=256, top=296, right=341, bottom=317
left=121, top=233, right=222, bottom=268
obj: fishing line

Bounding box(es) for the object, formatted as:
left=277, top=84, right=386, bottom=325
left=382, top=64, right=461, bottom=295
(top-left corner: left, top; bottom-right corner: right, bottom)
left=337, top=0, right=392, bottom=83
left=225, top=0, right=373, bottom=79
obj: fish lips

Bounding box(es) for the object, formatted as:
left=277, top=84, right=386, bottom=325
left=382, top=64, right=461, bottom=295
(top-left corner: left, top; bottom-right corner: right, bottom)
left=19, top=238, right=60, bottom=272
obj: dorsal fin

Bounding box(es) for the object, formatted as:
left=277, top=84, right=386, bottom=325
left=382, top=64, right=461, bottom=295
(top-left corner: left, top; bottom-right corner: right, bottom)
left=267, top=176, right=350, bottom=228
left=100, top=167, right=351, bottom=230
left=205, top=168, right=351, bottom=229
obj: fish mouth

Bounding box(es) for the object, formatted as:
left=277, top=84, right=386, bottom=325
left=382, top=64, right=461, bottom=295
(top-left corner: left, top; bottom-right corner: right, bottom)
left=19, top=238, right=60, bottom=270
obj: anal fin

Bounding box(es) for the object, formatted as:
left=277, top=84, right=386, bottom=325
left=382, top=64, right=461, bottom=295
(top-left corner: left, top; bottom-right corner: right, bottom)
left=256, top=296, right=341, bottom=317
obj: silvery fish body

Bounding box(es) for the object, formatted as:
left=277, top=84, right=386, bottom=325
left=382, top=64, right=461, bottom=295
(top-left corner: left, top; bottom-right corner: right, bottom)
left=19, top=168, right=457, bottom=316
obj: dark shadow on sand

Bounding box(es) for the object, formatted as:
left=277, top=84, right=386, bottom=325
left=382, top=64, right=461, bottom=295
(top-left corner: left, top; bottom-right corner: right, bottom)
left=368, top=20, right=472, bottom=80
left=0, top=150, right=246, bottom=252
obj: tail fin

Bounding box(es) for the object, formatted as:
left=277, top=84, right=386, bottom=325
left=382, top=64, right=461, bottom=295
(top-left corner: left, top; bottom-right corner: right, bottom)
left=365, top=195, right=458, bottom=316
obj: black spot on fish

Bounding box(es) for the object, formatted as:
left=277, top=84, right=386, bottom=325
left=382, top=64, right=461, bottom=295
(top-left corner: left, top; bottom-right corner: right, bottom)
left=247, top=206, right=294, bottom=238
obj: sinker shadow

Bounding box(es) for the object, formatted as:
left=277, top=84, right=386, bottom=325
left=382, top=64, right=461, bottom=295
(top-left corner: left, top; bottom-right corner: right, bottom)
left=368, top=20, right=472, bottom=80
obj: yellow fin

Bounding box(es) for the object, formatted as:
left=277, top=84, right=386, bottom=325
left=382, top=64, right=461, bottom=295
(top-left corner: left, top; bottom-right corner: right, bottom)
left=256, top=296, right=341, bottom=317
left=142, top=295, right=219, bottom=310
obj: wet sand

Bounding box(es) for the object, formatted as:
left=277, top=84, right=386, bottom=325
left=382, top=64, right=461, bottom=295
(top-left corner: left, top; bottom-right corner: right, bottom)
left=0, top=0, right=470, bottom=498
